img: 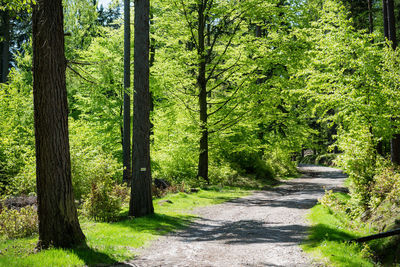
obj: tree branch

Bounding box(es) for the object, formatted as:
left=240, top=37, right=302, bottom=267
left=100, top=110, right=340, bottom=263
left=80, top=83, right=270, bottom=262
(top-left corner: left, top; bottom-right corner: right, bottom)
left=177, top=0, right=198, bottom=50
left=206, top=18, right=243, bottom=81
left=66, top=65, right=97, bottom=84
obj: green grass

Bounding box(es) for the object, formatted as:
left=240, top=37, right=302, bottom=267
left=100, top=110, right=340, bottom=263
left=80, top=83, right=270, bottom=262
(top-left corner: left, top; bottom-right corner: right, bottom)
left=303, top=201, right=376, bottom=267
left=0, top=188, right=248, bottom=266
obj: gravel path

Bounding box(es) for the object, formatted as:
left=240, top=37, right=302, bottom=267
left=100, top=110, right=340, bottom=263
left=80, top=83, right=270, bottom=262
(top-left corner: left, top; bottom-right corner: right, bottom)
left=120, top=165, right=346, bottom=267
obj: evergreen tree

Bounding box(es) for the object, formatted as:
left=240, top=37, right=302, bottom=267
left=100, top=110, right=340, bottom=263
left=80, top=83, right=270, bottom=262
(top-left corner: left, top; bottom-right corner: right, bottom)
left=129, top=0, right=154, bottom=217
left=32, top=0, right=85, bottom=248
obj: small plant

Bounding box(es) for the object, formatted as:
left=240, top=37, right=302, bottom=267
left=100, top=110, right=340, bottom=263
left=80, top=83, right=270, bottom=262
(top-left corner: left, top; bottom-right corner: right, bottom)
left=0, top=205, right=38, bottom=239
left=152, top=181, right=187, bottom=198
left=82, top=179, right=123, bottom=222
left=112, top=183, right=130, bottom=204
left=370, top=166, right=400, bottom=209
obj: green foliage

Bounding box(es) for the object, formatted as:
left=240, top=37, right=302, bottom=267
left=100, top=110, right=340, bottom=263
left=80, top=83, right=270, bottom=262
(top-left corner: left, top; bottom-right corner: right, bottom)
left=0, top=63, right=35, bottom=196
left=0, top=0, right=35, bottom=12
left=0, top=206, right=38, bottom=239
left=0, top=188, right=247, bottom=266
left=297, top=0, right=400, bottom=223
left=369, top=166, right=400, bottom=210
left=151, top=104, right=199, bottom=184
left=69, top=119, right=122, bottom=200
left=334, top=127, right=377, bottom=210
left=82, top=180, right=123, bottom=222
left=304, top=203, right=376, bottom=267
left=315, top=181, right=400, bottom=266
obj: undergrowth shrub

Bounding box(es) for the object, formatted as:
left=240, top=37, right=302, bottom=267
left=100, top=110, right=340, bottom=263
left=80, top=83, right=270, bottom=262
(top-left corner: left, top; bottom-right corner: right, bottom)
left=224, top=150, right=275, bottom=180
left=369, top=166, right=400, bottom=210
left=0, top=206, right=38, bottom=239
left=318, top=190, right=355, bottom=221
left=69, top=120, right=122, bottom=200
left=208, top=164, right=238, bottom=185
left=4, top=156, right=36, bottom=197
left=112, top=183, right=130, bottom=203
left=335, top=127, right=377, bottom=211
left=71, top=150, right=121, bottom=201
left=82, top=179, right=123, bottom=222
left=151, top=143, right=198, bottom=185
left=152, top=182, right=187, bottom=198
left=264, top=147, right=298, bottom=178
left=151, top=105, right=199, bottom=184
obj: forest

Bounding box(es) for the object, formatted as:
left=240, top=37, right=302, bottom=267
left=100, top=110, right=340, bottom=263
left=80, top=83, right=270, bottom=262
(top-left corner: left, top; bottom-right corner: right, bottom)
left=0, top=0, right=400, bottom=266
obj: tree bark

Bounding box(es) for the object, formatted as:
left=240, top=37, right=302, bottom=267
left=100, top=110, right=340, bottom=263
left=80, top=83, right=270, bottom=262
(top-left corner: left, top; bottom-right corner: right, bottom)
left=0, top=10, right=10, bottom=83
left=383, top=0, right=400, bottom=165
left=197, top=2, right=209, bottom=183
left=123, top=0, right=131, bottom=185
left=32, top=0, right=85, bottom=248
left=387, top=0, right=397, bottom=48
left=383, top=0, right=389, bottom=38
left=368, top=0, right=373, bottom=34
left=129, top=0, right=154, bottom=217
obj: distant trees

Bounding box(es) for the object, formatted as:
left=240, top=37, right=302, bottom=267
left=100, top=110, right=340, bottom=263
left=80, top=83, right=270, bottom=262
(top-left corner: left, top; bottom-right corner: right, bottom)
left=0, top=6, right=32, bottom=83
left=129, top=0, right=154, bottom=217
left=32, top=0, right=85, bottom=248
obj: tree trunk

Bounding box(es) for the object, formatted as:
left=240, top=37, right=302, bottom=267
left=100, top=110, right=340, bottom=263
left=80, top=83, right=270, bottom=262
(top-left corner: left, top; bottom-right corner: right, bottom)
left=383, top=0, right=400, bottom=165
left=387, top=0, right=397, bottom=48
left=123, top=0, right=131, bottom=185
left=0, top=10, right=10, bottom=83
left=383, top=0, right=389, bottom=38
left=197, top=2, right=209, bottom=183
left=32, top=0, right=85, bottom=249
left=149, top=10, right=156, bottom=68
left=368, top=0, right=373, bottom=34
left=129, top=0, right=154, bottom=217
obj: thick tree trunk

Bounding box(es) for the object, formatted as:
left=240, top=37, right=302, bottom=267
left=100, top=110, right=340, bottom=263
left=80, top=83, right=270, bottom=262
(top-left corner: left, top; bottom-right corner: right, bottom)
left=32, top=0, right=85, bottom=248
left=197, top=2, right=209, bottom=183
left=123, top=0, right=131, bottom=185
left=129, top=0, right=154, bottom=217
left=0, top=11, right=10, bottom=83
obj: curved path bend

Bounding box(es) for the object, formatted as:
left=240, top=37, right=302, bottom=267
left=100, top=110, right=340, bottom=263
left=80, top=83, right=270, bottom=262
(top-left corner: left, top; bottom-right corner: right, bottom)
left=122, top=165, right=346, bottom=267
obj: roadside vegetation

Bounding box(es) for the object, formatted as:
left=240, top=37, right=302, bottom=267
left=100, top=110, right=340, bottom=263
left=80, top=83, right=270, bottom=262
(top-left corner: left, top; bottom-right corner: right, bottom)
left=0, top=187, right=248, bottom=266
left=304, top=162, right=400, bottom=266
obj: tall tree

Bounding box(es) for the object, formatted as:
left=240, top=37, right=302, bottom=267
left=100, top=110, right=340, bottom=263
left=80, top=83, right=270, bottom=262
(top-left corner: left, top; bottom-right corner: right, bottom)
left=197, top=0, right=208, bottom=182
left=151, top=0, right=264, bottom=182
left=368, top=0, right=373, bottom=33
left=129, top=0, right=154, bottom=217
left=122, top=0, right=131, bottom=184
left=0, top=10, right=10, bottom=83
left=179, top=0, right=251, bottom=182
left=382, top=0, right=400, bottom=164
left=32, top=0, right=85, bottom=248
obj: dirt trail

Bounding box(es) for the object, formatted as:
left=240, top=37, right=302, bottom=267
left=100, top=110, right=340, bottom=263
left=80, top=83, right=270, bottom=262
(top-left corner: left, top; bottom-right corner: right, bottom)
left=121, top=165, right=346, bottom=267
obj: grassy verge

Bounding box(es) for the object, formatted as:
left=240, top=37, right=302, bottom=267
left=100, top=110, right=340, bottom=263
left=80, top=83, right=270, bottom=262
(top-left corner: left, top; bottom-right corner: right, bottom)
left=0, top=187, right=248, bottom=266
left=302, top=193, right=376, bottom=267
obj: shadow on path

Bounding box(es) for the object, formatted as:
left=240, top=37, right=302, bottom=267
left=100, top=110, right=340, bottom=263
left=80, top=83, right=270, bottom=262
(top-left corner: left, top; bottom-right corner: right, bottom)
left=175, top=219, right=310, bottom=245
